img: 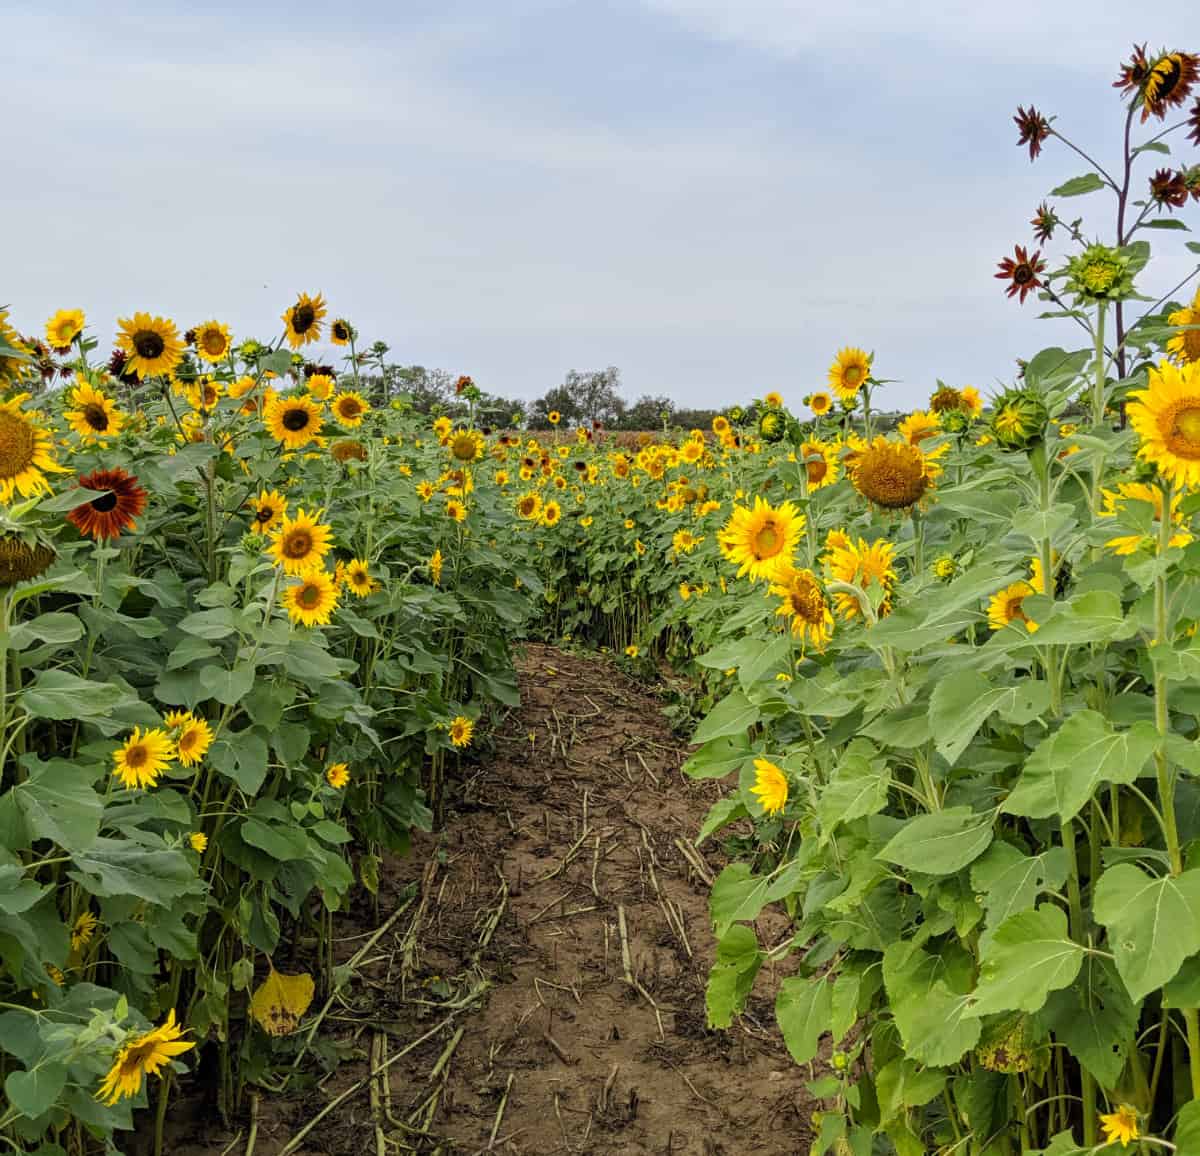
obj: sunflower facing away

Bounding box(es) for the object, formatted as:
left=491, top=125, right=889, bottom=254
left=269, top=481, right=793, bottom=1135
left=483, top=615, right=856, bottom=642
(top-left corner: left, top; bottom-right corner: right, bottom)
left=96, top=1010, right=194, bottom=1105
left=267, top=508, right=333, bottom=575
left=850, top=437, right=938, bottom=511
left=63, top=378, right=125, bottom=444
left=898, top=410, right=941, bottom=446
left=283, top=569, right=340, bottom=627
left=331, top=390, right=369, bottom=428
left=164, top=711, right=214, bottom=767
left=281, top=292, right=327, bottom=348
left=0, top=393, right=67, bottom=503
left=250, top=489, right=288, bottom=534
left=1099, top=1104, right=1140, bottom=1149
left=828, top=348, right=872, bottom=400
left=718, top=496, right=803, bottom=582
left=192, top=320, right=232, bottom=363
left=1128, top=360, right=1200, bottom=488
left=823, top=529, right=898, bottom=621
left=429, top=548, right=444, bottom=585
left=112, top=727, right=176, bottom=790
left=750, top=758, right=788, bottom=815
left=265, top=392, right=323, bottom=450
left=115, top=312, right=184, bottom=377
left=66, top=468, right=148, bottom=540
left=1168, top=287, right=1200, bottom=366
left=45, top=308, right=85, bottom=350
left=769, top=566, right=833, bottom=653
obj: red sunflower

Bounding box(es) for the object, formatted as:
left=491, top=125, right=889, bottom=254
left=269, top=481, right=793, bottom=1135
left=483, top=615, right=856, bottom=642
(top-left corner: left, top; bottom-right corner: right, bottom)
left=1012, top=105, right=1051, bottom=161
left=66, top=468, right=148, bottom=540
left=995, top=245, right=1045, bottom=305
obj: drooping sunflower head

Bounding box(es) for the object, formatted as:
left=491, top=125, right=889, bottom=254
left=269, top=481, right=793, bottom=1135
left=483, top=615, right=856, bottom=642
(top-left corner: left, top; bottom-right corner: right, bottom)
left=64, top=378, right=125, bottom=444
left=265, top=392, right=323, bottom=449
left=281, top=292, right=327, bottom=348
left=758, top=409, right=786, bottom=443
left=267, top=508, right=333, bottom=575
left=1128, top=360, right=1200, bottom=488
left=768, top=566, right=833, bottom=653
left=250, top=489, right=288, bottom=534
left=1137, top=50, right=1199, bottom=121
left=828, top=347, right=872, bottom=400
left=96, top=1010, right=194, bottom=1106
left=449, top=429, right=484, bottom=463
left=45, top=308, right=86, bottom=350
left=1064, top=242, right=1137, bottom=303
left=989, top=387, right=1048, bottom=451
left=849, top=437, right=933, bottom=511
left=929, top=385, right=964, bottom=414
left=0, top=534, right=56, bottom=586
left=66, top=468, right=148, bottom=540
left=282, top=569, right=340, bottom=626
left=192, top=320, right=232, bottom=363
left=329, top=318, right=354, bottom=346
left=717, top=496, right=803, bottom=583
left=1167, top=287, right=1200, bottom=366
left=331, top=390, right=369, bottom=428
left=115, top=312, right=184, bottom=378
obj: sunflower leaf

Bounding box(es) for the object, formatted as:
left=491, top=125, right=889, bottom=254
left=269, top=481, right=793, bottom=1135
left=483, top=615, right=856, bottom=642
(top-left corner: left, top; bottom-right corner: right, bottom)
left=250, top=966, right=315, bottom=1036
left=1050, top=172, right=1107, bottom=197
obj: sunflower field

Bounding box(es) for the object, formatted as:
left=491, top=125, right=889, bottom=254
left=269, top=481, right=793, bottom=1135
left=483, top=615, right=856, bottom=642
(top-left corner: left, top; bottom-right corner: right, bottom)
left=3, top=40, right=1200, bottom=1156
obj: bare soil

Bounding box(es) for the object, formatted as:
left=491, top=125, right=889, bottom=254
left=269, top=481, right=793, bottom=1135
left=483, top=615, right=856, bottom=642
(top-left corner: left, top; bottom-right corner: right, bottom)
left=163, top=644, right=813, bottom=1155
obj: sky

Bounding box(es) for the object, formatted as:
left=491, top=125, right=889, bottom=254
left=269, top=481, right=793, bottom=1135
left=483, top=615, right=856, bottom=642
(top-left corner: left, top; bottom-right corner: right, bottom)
left=4, top=1, right=1198, bottom=411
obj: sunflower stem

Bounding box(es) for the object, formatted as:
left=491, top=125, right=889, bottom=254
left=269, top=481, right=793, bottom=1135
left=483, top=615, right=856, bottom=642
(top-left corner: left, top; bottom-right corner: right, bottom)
left=1089, top=303, right=1108, bottom=515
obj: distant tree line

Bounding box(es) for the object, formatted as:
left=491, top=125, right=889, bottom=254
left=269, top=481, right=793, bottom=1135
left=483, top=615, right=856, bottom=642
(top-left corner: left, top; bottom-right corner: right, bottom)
left=359, top=362, right=721, bottom=432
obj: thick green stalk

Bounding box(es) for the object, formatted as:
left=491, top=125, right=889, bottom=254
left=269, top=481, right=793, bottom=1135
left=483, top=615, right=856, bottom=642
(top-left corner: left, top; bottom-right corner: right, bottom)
left=1062, top=817, right=1098, bottom=1145
left=1089, top=305, right=1107, bottom=514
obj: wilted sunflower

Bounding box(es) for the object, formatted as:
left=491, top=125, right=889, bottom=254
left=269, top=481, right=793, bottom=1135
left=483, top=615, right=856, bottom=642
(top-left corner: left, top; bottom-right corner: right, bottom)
left=112, top=727, right=176, bottom=790
left=96, top=1010, right=194, bottom=1105
left=164, top=710, right=214, bottom=767
left=343, top=557, right=375, bottom=597
left=331, top=390, right=369, bottom=428
left=750, top=758, right=788, bottom=815
left=265, top=392, right=323, bottom=450
left=823, top=529, right=897, bottom=621
left=828, top=348, right=871, bottom=400
left=850, top=437, right=936, bottom=510
left=331, top=438, right=367, bottom=463
left=267, top=508, right=333, bottom=575
left=192, top=320, right=232, bottom=363
left=1167, top=287, right=1200, bottom=366
left=809, top=392, right=833, bottom=416
left=718, top=496, right=803, bottom=582
left=516, top=492, right=543, bottom=520
left=0, top=535, right=55, bottom=585
left=281, top=292, right=327, bottom=348
left=1128, top=360, right=1200, bottom=487
left=1101, top=482, right=1193, bottom=555
left=449, top=428, right=484, bottom=462
left=67, top=468, right=148, bottom=540
left=283, top=569, right=340, bottom=626
left=449, top=715, right=475, bottom=747
left=769, top=566, right=833, bottom=652
left=799, top=440, right=839, bottom=490
left=1012, top=105, right=1051, bottom=161
left=115, top=312, right=184, bottom=377
left=329, top=318, right=354, bottom=346
left=64, top=378, right=125, bottom=444
left=0, top=393, right=66, bottom=502
left=45, top=308, right=86, bottom=350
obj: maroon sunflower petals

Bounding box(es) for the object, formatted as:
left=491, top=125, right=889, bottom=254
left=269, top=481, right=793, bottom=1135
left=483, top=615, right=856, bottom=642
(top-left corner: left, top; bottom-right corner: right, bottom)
left=1013, top=105, right=1052, bottom=161
left=66, top=468, right=148, bottom=541
left=995, top=245, right=1045, bottom=305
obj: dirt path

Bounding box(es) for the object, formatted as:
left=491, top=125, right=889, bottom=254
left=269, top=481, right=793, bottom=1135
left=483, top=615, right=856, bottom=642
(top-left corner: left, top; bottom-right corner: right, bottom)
left=170, top=644, right=813, bottom=1155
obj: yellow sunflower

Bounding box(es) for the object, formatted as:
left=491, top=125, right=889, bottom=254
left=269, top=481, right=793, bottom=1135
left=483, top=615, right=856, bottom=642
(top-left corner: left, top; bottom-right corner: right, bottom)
left=72, top=911, right=99, bottom=952
left=828, top=347, right=872, bottom=400
left=516, top=492, right=543, bottom=520
left=283, top=569, right=340, bottom=626
left=987, top=560, right=1045, bottom=633
left=265, top=392, right=323, bottom=450
left=898, top=410, right=941, bottom=446
left=849, top=437, right=937, bottom=510
left=449, top=429, right=484, bottom=463
left=307, top=373, right=335, bottom=401
left=185, top=379, right=222, bottom=412
left=432, top=415, right=453, bottom=441
left=189, top=833, right=207, bottom=853
left=809, top=392, right=833, bottom=416
left=416, top=480, right=435, bottom=502
left=763, top=390, right=784, bottom=409
left=116, top=312, right=185, bottom=378
left=750, top=758, right=788, bottom=815
left=343, top=557, right=375, bottom=597
left=192, top=320, right=232, bottom=363
left=449, top=715, right=475, bottom=747
left=112, top=727, right=176, bottom=790
left=330, top=318, right=354, bottom=346
left=769, top=566, right=833, bottom=652
left=1099, top=1104, right=1139, bottom=1149
left=540, top=500, right=562, bottom=527
left=446, top=498, right=468, bottom=522
left=800, top=440, right=839, bottom=491
left=429, top=548, right=444, bottom=585
left=164, top=710, right=214, bottom=767
left=548, top=411, right=561, bottom=425
left=281, top=292, right=327, bottom=348
left=960, top=386, right=983, bottom=417
left=326, top=762, right=350, bottom=788
left=64, top=379, right=125, bottom=444
left=823, top=529, right=897, bottom=621
left=718, top=496, right=803, bottom=582
left=1128, top=360, right=1200, bottom=488
left=267, top=508, right=333, bottom=575
left=250, top=489, right=288, bottom=534
left=96, top=1010, right=194, bottom=1105
left=1168, top=287, right=1200, bottom=366
left=0, top=394, right=67, bottom=503
left=331, top=390, right=369, bottom=428
left=1100, top=482, right=1192, bottom=555
left=45, top=308, right=85, bottom=349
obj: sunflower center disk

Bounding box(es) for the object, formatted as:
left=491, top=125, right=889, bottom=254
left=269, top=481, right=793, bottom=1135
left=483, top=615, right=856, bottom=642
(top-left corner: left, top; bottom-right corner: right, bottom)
left=282, top=410, right=310, bottom=432
left=125, top=745, right=148, bottom=769
left=1170, top=405, right=1200, bottom=456
left=292, top=306, right=315, bottom=332
left=285, top=533, right=312, bottom=558
left=753, top=524, right=779, bottom=557
left=299, top=585, right=321, bottom=609
left=84, top=405, right=109, bottom=431
left=133, top=331, right=165, bottom=359
left=0, top=413, right=36, bottom=479
left=90, top=491, right=118, bottom=512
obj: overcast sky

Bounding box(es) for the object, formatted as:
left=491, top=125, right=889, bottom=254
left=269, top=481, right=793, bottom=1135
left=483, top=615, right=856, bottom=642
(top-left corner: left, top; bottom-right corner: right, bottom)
left=5, top=2, right=1198, bottom=410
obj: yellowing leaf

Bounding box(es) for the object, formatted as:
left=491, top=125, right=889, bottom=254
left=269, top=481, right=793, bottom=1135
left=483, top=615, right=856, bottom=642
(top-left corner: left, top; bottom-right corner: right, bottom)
left=250, top=966, right=315, bottom=1036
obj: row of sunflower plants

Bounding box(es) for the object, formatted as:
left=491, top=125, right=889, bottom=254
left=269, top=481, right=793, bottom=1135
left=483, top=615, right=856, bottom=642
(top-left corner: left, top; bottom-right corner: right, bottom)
left=0, top=301, right=544, bottom=1152
left=525, top=46, right=1200, bottom=1154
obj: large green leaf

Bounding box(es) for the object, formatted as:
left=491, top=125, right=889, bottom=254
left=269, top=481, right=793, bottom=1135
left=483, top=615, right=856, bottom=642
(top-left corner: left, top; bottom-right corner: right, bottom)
left=883, top=941, right=980, bottom=1066
left=693, top=689, right=761, bottom=744
left=68, top=838, right=203, bottom=906
left=969, top=906, right=1083, bottom=1016
left=1050, top=172, right=1106, bottom=197
left=20, top=671, right=124, bottom=721
left=5, top=1063, right=67, bottom=1120
left=878, top=807, right=994, bottom=876
left=1003, top=712, right=1157, bottom=822
left=775, top=974, right=831, bottom=1064
left=1093, top=864, right=1200, bottom=1001
left=1039, top=956, right=1137, bottom=1088
left=928, top=674, right=1050, bottom=766
left=683, top=733, right=751, bottom=780
left=969, top=842, right=1069, bottom=929
left=12, top=757, right=103, bottom=850
left=876, top=1058, right=945, bottom=1125
left=706, top=924, right=762, bottom=1028
left=818, top=739, right=892, bottom=840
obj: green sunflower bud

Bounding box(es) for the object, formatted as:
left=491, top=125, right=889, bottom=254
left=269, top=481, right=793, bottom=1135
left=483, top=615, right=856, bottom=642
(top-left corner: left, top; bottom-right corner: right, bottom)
left=1064, top=242, right=1138, bottom=304
left=990, top=386, right=1049, bottom=450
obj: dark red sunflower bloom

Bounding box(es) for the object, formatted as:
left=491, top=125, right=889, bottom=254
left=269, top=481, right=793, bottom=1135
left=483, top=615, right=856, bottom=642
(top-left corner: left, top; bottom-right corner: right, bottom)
left=66, top=468, right=148, bottom=540
left=1031, top=201, right=1058, bottom=244
left=1150, top=168, right=1189, bottom=210
left=107, top=348, right=140, bottom=385
left=1013, top=105, right=1052, bottom=161
left=454, top=375, right=473, bottom=395
left=1188, top=97, right=1200, bottom=146
left=1140, top=51, right=1199, bottom=122
left=995, top=245, right=1045, bottom=305
left=1114, top=43, right=1151, bottom=95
